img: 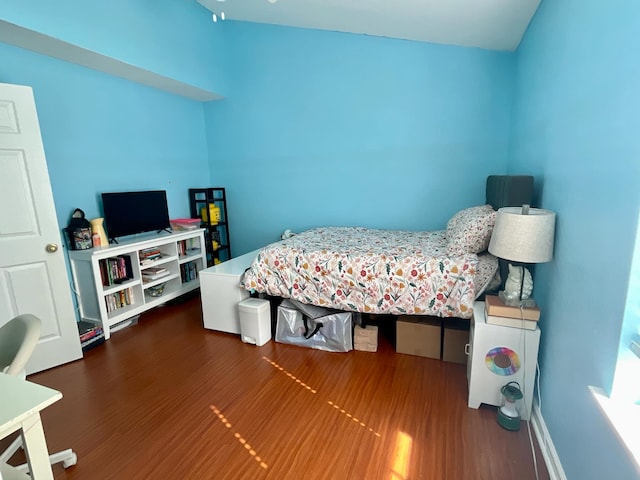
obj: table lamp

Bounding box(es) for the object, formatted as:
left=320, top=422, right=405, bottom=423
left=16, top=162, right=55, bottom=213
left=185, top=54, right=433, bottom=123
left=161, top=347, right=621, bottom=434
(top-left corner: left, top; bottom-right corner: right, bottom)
left=488, top=205, right=556, bottom=307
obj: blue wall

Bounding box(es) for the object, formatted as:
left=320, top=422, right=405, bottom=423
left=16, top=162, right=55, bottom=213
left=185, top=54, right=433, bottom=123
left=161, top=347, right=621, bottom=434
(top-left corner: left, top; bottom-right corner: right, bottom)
left=204, top=22, right=515, bottom=255
left=0, top=0, right=228, bottom=95
left=3, top=2, right=638, bottom=475
left=0, top=42, right=210, bottom=237
left=509, top=0, right=640, bottom=477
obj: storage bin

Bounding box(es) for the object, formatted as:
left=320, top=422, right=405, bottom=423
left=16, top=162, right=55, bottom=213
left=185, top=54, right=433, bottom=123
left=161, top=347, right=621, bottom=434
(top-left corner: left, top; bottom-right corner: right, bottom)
left=238, top=298, right=271, bottom=346
left=354, top=325, right=378, bottom=352
left=396, top=316, right=442, bottom=359
left=442, top=318, right=470, bottom=364
left=275, top=302, right=353, bottom=352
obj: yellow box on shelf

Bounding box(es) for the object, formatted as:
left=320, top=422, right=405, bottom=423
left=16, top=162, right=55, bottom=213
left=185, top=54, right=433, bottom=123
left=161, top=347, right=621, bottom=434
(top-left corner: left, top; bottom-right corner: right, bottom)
left=200, top=204, right=221, bottom=224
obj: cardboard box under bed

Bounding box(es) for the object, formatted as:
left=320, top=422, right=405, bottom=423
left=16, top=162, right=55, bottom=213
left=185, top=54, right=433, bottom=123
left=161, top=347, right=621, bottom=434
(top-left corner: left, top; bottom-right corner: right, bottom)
left=395, top=315, right=470, bottom=364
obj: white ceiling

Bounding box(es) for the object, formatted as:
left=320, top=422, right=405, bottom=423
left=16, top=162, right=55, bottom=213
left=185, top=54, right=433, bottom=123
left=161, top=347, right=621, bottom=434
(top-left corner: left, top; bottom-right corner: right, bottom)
left=197, top=0, right=541, bottom=51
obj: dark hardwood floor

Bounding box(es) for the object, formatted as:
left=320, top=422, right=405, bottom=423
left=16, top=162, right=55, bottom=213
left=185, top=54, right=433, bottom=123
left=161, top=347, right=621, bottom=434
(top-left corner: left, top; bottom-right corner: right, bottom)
left=21, top=296, right=549, bottom=479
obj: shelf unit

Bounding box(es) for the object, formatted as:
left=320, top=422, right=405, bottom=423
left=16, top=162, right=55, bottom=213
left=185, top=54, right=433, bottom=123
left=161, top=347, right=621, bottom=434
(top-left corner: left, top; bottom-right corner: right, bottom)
left=189, top=188, right=231, bottom=267
left=68, top=229, right=206, bottom=340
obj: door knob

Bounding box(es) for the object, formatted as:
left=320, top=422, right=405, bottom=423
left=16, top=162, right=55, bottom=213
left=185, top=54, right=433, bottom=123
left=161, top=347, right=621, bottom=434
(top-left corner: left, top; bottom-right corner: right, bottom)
left=46, top=243, right=59, bottom=253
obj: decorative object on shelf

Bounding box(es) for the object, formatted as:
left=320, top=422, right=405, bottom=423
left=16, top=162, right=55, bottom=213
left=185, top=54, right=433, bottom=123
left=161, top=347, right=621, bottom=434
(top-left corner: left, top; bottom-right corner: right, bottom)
left=89, top=217, right=109, bottom=248
left=64, top=208, right=93, bottom=250
left=497, top=381, right=524, bottom=431
left=201, top=203, right=220, bottom=224
left=503, top=264, right=533, bottom=301
left=488, top=205, right=556, bottom=307
left=147, top=283, right=166, bottom=297
left=485, top=346, right=520, bottom=376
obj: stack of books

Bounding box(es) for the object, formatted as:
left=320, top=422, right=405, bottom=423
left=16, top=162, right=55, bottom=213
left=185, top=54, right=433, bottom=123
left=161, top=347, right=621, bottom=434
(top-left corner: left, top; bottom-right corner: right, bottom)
left=484, top=295, right=540, bottom=330
left=78, top=320, right=105, bottom=351
left=142, top=266, right=170, bottom=282
left=139, top=247, right=162, bottom=265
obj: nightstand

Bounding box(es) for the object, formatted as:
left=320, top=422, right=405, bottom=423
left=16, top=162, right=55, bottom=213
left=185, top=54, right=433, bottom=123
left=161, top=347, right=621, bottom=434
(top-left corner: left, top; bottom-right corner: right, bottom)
left=466, top=301, right=540, bottom=421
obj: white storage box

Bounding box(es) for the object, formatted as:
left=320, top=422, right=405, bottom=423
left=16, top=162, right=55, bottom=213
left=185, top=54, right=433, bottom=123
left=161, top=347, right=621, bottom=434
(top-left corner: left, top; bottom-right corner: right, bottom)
left=200, top=250, right=259, bottom=334
left=238, top=298, right=271, bottom=346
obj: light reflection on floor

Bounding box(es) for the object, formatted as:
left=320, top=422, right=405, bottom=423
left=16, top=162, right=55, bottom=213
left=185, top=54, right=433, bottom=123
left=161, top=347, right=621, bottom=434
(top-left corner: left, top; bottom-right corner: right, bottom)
left=262, top=356, right=317, bottom=393
left=263, top=356, right=382, bottom=437
left=209, top=356, right=409, bottom=475
left=327, top=400, right=381, bottom=437
left=210, top=405, right=268, bottom=470
left=390, top=431, right=413, bottom=480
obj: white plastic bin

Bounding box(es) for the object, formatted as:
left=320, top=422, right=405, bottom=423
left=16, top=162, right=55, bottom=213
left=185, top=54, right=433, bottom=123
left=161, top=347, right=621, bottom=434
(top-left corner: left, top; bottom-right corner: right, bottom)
left=238, top=298, right=271, bottom=346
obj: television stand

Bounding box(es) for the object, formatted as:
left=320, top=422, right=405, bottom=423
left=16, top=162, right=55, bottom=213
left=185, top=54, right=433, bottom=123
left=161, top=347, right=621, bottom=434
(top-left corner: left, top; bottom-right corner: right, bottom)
left=68, top=229, right=206, bottom=340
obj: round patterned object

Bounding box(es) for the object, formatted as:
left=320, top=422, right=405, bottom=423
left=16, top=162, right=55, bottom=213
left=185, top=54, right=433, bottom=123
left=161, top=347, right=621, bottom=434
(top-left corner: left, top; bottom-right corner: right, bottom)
left=485, top=346, right=520, bottom=376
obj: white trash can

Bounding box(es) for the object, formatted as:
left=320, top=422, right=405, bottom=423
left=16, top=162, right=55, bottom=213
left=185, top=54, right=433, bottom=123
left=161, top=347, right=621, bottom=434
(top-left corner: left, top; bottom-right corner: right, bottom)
left=238, top=298, right=271, bottom=346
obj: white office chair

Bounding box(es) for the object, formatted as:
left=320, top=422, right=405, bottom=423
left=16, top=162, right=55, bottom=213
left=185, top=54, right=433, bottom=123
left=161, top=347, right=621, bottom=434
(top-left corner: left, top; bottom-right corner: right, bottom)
left=0, top=314, right=78, bottom=472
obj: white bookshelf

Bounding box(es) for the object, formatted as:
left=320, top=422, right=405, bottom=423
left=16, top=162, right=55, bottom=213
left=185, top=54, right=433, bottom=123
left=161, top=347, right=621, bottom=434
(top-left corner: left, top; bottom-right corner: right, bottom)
left=68, top=229, right=206, bottom=339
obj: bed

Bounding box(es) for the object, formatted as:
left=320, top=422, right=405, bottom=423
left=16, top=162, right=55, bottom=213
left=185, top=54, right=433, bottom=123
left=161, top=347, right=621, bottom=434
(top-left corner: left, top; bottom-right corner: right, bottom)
left=241, top=176, right=533, bottom=320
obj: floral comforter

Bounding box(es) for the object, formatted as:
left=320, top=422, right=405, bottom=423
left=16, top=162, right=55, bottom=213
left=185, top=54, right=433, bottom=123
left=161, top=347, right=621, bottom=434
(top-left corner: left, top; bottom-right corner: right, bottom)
left=241, top=227, right=497, bottom=319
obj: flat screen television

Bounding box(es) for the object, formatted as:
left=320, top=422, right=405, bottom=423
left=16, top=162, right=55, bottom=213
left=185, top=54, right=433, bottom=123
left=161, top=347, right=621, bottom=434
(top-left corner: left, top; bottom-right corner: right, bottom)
left=102, top=190, right=171, bottom=241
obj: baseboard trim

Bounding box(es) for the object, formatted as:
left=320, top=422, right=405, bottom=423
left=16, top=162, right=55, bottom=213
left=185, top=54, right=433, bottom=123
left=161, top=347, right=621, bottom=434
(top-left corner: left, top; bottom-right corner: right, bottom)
left=530, top=402, right=567, bottom=480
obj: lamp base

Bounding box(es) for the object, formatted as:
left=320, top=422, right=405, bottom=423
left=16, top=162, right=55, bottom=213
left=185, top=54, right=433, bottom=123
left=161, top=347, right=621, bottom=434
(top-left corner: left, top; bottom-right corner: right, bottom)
left=498, top=290, right=537, bottom=308
left=497, top=409, right=521, bottom=431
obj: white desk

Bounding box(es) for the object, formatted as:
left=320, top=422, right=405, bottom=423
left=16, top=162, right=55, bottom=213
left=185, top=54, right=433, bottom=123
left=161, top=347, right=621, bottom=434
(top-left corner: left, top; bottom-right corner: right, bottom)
left=0, top=373, right=61, bottom=479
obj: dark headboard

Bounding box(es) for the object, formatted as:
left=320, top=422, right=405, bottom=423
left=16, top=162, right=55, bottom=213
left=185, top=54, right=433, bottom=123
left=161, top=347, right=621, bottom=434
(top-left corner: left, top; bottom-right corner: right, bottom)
left=484, top=175, right=534, bottom=294
left=486, top=175, right=533, bottom=210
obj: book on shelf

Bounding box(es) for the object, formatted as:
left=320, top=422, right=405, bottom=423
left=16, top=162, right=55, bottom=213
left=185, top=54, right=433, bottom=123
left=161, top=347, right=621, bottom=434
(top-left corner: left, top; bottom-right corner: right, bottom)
left=484, top=294, right=540, bottom=321
left=143, top=266, right=167, bottom=275
left=139, top=247, right=163, bottom=265
left=105, top=287, right=134, bottom=312
left=484, top=306, right=538, bottom=330
left=99, top=255, right=133, bottom=286
left=140, top=256, right=162, bottom=265
left=177, top=238, right=201, bottom=257
left=142, top=270, right=171, bottom=282
left=180, top=261, right=198, bottom=283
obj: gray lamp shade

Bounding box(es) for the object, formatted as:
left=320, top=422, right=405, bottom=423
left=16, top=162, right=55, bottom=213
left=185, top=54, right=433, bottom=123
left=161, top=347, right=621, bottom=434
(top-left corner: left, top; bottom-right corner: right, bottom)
left=488, top=207, right=556, bottom=263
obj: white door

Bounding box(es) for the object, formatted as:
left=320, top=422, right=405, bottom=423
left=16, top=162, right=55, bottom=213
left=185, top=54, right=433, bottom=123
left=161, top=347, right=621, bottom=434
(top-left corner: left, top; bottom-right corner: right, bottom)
left=0, top=83, right=82, bottom=374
